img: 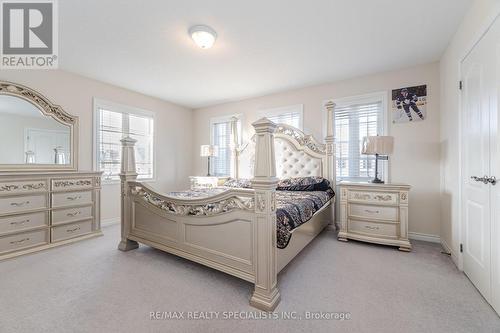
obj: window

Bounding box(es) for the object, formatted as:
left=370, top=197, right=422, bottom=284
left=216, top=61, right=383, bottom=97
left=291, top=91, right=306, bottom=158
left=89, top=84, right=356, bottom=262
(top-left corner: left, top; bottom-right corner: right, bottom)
left=94, top=99, right=154, bottom=182
left=260, top=104, right=303, bottom=129
left=333, top=93, right=386, bottom=181
left=210, top=115, right=241, bottom=176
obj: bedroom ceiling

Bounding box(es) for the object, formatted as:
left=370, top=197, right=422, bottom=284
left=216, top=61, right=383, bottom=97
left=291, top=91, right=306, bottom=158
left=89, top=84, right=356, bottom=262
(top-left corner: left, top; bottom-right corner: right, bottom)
left=59, top=0, right=471, bottom=109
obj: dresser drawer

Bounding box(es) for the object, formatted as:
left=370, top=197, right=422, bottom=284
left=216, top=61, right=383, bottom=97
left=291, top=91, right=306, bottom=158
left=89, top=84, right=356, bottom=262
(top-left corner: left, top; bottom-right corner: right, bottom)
left=348, top=219, right=398, bottom=238
left=0, top=194, right=47, bottom=214
left=0, top=212, right=48, bottom=235
left=349, top=204, right=398, bottom=221
left=0, top=179, right=47, bottom=195
left=348, top=190, right=398, bottom=205
left=52, top=191, right=93, bottom=208
left=52, top=205, right=93, bottom=225
left=0, top=229, right=49, bottom=254
left=52, top=178, right=93, bottom=192
left=51, top=220, right=93, bottom=242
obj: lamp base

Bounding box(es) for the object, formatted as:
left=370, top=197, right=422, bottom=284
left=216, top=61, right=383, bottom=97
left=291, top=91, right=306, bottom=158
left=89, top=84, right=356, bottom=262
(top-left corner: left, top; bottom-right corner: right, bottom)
left=371, top=178, right=384, bottom=184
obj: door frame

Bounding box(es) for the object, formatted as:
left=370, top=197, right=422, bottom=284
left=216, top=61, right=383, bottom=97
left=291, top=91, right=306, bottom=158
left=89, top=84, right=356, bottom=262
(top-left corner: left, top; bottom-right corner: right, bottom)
left=458, top=9, right=500, bottom=271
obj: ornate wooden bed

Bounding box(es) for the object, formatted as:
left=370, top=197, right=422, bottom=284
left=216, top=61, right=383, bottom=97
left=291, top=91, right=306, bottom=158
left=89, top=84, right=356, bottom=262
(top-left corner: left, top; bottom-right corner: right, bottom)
left=118, top=102, right=337, bottom=311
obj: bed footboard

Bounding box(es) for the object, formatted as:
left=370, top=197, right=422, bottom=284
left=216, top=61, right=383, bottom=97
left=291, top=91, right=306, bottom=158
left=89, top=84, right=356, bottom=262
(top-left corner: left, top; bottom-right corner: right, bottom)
left=118, top=119, right=282, bottom=311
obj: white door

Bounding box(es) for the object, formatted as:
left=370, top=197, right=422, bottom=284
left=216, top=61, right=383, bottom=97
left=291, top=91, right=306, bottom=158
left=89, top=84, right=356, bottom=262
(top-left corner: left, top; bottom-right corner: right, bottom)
left=25, top=128, right=70, bottom=164
left=461, top=15, right=500, bottom=312
left=488, top=17, right=500, bottom=313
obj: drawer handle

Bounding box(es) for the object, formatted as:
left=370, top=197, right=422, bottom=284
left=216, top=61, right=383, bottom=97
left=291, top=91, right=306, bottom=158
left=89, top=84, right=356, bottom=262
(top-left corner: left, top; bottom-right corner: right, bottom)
left=10, top=237, right=30, bottom=244
left=66, top=195, right=82, bottom=201
left=10, top=219, right=30, bottom=225
left=66, top=226, right=80, bottom=233
left=10, top=200, right=30, bottom=207
left=66, top=211, right=81, bottom=217
left=364, top=225, right=379, bottom=230
left=364, top=209, right=380, bottom=214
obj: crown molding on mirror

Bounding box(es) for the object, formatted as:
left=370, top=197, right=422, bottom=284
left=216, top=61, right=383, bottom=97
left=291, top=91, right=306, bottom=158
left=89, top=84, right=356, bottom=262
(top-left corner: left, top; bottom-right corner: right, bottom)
left=0, top=81, right=78, bottom=172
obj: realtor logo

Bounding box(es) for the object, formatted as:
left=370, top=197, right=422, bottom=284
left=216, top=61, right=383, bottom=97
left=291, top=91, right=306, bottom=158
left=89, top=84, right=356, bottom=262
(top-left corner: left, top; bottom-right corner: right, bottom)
left=0, top=0, right=58, bottom=69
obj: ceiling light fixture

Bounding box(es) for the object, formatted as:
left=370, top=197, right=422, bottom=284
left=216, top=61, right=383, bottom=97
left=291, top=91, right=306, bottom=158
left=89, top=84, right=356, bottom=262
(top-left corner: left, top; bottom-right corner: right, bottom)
left=189, top=25, right=217, bottom=49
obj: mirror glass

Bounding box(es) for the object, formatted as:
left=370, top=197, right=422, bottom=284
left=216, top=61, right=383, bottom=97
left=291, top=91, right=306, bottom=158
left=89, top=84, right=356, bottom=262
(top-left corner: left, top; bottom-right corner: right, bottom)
left=0, top=95, right=71, bottom=165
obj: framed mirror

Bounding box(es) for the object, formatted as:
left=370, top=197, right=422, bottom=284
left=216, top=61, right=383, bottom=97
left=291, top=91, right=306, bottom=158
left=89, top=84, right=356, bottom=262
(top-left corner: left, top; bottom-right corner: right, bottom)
left=0, top=81, right=78, bottom=171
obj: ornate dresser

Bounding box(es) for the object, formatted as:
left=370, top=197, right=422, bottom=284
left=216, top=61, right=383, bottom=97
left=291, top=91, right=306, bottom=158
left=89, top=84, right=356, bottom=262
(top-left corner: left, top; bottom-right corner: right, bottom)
left=338, top=181, right=411, bottom=251
left=0, top=172, right=102, bottom=260
left=0, top=81, right=102, bottom=260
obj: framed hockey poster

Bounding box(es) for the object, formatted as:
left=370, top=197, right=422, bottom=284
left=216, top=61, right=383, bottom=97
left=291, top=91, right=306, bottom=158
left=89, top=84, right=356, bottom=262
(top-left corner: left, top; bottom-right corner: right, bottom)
left=392, top=85, right=427, bottom=123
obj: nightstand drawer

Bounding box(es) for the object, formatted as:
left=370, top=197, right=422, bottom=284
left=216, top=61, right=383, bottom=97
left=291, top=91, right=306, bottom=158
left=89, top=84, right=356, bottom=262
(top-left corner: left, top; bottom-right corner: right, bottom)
left=348, top=190, right=398, bottom=205
left=349, top=204, right=398, bottom=221
left=348, top=220, right=398, bottom=238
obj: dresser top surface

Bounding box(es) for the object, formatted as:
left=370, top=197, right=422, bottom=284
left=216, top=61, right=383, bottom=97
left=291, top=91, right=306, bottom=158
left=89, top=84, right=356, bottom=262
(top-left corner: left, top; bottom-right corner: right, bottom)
left=339, top=181, right=410, bottom=189
left=0, top=171, right=102, bottom=177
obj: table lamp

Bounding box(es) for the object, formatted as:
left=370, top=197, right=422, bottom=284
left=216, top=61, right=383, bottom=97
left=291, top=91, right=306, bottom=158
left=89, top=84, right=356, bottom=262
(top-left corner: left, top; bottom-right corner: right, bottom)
left=200, top=145, right=218, bottom=176
left=361, top=136, right=394, bottom=183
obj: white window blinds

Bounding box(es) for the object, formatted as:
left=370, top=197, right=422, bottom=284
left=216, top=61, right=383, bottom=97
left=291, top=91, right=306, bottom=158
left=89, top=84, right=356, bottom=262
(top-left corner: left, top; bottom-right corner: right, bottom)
left=266, top=111, right=302, bottom=129
left=211, top=120, right=232, bottom=176
left=335, top=100, right=383, bottom=180
left=96, top=106, right=154, bottom=182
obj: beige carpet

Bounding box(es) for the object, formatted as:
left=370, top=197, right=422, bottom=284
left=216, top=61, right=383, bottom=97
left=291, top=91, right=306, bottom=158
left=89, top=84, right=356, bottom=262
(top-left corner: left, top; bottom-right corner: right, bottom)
left=1, top=224, right=499, bottom=333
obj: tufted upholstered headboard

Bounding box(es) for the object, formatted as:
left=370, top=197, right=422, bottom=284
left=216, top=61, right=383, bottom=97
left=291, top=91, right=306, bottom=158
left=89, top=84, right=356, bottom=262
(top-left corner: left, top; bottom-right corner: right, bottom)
left=236, top=123, right=330, bottom=181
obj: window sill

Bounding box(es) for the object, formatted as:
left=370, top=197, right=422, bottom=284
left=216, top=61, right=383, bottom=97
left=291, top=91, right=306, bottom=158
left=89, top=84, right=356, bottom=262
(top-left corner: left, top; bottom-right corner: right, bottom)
left=101, top=177, right=156, bottom=185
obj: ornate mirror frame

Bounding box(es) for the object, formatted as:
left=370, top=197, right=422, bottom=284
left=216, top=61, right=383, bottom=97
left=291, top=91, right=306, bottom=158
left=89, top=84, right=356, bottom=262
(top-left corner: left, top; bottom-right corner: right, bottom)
left=0, top=81, right=78, bottom=171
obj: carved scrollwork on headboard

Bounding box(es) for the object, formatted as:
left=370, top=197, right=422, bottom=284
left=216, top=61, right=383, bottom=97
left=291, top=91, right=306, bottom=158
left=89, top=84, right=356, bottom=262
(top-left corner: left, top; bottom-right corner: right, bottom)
left=275, top=125, right=326, bottom=155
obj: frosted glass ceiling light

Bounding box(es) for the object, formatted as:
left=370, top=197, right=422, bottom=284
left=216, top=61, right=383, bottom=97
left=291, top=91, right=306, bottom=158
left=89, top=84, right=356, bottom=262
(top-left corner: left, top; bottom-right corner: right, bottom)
left=189, top=25, right=217, bottom=49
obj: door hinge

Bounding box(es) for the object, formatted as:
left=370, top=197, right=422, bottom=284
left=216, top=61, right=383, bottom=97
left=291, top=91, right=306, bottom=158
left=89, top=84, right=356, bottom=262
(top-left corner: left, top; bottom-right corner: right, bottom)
left=459, top=81, right=463, bottom=90
left=460, top=243, right=463, bottom=253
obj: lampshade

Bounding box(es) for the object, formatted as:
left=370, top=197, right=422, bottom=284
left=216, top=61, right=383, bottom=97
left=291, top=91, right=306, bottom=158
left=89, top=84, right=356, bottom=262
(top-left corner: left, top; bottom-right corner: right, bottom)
left=362, top=136, right=394, bottom=155
left=200, top=145, right=218, bottom=157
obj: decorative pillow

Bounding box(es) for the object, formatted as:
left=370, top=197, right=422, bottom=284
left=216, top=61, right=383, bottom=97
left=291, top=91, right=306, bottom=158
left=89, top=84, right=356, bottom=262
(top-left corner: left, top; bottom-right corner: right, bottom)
left=223, top=178, right=252, bottom=188
left=277, top=176, right=330, bottom=191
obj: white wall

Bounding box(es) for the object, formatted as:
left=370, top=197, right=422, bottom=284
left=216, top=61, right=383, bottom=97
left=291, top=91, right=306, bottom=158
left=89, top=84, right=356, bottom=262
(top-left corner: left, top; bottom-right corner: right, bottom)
left=193, top=62, right=441, bottom=238
left=0, top=70, right=193, bottom=223
left=439, top=0, right=500, bottom=265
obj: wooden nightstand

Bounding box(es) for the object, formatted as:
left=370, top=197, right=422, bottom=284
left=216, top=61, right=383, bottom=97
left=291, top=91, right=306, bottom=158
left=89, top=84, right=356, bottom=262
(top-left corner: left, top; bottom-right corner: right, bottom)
left=189, top=176, right=228, bottom=190
left=338, top=181, right=411, bottom=251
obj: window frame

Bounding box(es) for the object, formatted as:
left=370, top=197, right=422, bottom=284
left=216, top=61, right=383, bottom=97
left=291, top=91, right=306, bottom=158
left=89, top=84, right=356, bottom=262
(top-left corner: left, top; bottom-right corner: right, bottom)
left=209, top=114, right=242, bottom=177
left=93, top=98, right=156, bottom=184
left=258, top=104, right=304, bottom=130
left=324, top=92, right=389, bottom=183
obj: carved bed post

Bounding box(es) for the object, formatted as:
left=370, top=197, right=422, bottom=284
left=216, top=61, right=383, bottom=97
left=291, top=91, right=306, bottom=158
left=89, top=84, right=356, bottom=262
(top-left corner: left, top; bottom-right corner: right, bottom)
left=325, top=101, right=337, bottom=226
left=118, top=136, right=139, bottom=251
left=230, top=116, right=239, bottom=178
left=325, top=101, right=336, bottom=189
left=250, top=118, right=281, bottom=311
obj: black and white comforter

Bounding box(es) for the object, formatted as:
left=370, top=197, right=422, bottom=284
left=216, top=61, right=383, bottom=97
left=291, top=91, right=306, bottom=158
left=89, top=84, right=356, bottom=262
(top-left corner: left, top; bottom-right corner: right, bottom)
left=274, top=189, right=334, bottom=248
left=164, top=186, right=334, bottom=249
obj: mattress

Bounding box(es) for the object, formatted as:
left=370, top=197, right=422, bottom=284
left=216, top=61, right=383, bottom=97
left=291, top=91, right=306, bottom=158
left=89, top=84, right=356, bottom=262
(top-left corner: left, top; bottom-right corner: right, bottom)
left=165, top=187, right=334, bottom=249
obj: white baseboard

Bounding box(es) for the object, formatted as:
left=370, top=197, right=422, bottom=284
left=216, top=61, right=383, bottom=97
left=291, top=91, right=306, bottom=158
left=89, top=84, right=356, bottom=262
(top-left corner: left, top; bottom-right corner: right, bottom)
left=408, top=232, right=440, bottom=243
left=440, top=237, right=460, bottom=268
left=101, top=217, right=120, bottom=228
